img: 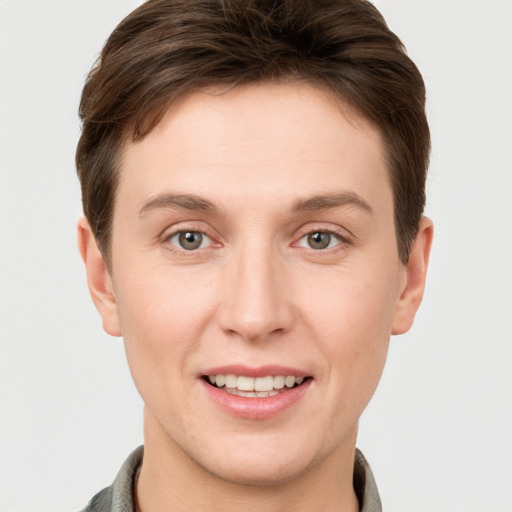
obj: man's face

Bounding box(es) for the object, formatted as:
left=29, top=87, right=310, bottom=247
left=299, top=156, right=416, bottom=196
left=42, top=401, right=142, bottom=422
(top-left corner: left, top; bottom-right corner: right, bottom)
left=100, top=83, right=413, bottom=484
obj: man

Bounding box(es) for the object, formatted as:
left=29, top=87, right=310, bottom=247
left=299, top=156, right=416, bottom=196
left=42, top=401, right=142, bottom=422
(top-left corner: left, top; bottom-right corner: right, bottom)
left=76, top=0, right=433, bottom=510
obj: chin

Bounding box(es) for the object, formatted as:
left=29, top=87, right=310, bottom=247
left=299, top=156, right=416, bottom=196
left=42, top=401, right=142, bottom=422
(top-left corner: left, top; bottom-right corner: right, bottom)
left=202, top=452, right=313, bottom=487
left=185, top=430, right=329, bottom=487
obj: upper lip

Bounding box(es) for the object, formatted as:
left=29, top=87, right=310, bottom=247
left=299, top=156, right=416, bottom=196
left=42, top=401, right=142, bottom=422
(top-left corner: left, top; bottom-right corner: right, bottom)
left=201, top=364, right=310, bottom=378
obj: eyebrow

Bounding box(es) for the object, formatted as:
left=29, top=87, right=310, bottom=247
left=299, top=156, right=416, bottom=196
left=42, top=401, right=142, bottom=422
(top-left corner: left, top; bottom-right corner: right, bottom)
left=138, top=190, right=372, bottom=218
left=292, top=191, right=373, bottom=214
left=139, top=193, right=217, bottom=217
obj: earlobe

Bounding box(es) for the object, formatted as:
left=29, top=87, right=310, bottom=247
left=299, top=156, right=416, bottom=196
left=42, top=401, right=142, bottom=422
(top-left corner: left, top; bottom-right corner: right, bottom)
left=391, top=217, right=434, bottom=335
left=77, top=217, right=122, bottom=337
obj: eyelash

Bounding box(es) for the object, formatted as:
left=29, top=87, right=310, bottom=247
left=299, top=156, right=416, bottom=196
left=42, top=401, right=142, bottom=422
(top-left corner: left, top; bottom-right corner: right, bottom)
left=163, top=228, right=217, bottom=256
left=295, top=229, right=351, bottom=252
left=163, top=227, right=351, bottom=255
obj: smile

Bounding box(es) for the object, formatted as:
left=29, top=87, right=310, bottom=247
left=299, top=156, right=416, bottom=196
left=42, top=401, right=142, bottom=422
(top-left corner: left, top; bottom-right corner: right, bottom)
left=205, top=374, right=307, bottom=398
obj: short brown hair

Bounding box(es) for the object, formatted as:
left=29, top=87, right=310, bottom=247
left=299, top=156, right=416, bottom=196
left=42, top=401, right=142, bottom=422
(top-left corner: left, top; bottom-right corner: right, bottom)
left=76, top=0, right=430, bottom=265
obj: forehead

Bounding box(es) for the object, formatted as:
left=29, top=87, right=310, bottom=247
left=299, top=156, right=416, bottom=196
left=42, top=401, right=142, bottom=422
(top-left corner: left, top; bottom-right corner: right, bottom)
left=117, top=82, right=390, bottom=213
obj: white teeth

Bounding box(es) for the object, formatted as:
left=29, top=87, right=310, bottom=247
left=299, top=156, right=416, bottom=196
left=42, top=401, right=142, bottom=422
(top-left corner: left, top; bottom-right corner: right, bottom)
left=226, top=388, right=255, bottom=397
left=273, top=375, right=285, bottom=389
left=224, top=389, right=285, bottom=398
left=207, top=374, right=306, bottom=395
left=237, top=376, right=255, bottom=391
left=285, top=376, right=296, bottom=388
left=225, top=374, right=237, bottom=388
left=254, top=376, right=274, bottom=392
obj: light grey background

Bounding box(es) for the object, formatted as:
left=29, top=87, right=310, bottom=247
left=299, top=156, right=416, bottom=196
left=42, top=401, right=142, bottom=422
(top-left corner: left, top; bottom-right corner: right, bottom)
left=1, top=1, right=511, bottom=511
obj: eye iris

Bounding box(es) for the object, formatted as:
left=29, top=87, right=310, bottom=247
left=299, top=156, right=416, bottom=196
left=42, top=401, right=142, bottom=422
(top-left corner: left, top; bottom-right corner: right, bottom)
left=307, top=232, right=331, bottom=249
left=178, top=231, right=203, bottom=250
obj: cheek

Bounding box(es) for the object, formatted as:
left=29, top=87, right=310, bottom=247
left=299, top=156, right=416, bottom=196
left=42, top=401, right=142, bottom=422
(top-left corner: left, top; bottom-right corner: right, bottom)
left=299, top=265, right=398, bottom=406
left=301, top=263, right=398, bottom=339
left=112, top=263, right=217, bottom=390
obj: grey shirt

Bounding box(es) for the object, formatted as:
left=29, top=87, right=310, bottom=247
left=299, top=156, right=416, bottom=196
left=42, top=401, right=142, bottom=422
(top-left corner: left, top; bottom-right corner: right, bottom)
left=81, top=446, right=382, bottom=512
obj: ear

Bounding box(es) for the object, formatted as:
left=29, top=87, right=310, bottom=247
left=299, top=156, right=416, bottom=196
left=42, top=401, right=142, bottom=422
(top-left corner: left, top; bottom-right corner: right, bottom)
left=391, top=217, right=434, bottom=335
left=77, top=217, right=122, bottom=337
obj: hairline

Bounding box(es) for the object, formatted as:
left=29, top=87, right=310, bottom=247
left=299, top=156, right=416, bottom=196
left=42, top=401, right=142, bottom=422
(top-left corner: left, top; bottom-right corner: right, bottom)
left=100, top=79, right=405, bottom=269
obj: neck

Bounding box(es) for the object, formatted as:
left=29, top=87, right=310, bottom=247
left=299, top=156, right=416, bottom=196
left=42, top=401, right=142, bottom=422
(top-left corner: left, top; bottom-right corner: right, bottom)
left=136, top=410, right=359, bottom=512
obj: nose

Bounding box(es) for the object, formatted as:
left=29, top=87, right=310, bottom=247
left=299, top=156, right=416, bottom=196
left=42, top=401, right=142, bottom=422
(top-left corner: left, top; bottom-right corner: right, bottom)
left=217, top=242, right=294, bottom=343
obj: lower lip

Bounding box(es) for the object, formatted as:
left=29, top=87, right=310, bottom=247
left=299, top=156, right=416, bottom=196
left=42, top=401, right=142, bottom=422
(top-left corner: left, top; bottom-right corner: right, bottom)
left=201, top=379, right=312, bottom=420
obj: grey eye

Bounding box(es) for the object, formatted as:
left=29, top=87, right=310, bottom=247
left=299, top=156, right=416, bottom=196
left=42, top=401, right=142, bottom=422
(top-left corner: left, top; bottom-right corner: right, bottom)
left=307, top=231, right=332, bottom=250
left=170, top=231, right=206, bottom=250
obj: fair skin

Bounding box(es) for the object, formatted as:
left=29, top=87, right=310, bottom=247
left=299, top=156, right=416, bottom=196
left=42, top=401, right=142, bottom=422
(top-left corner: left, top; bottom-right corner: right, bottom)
left=79, top=82, right=432, bottom=512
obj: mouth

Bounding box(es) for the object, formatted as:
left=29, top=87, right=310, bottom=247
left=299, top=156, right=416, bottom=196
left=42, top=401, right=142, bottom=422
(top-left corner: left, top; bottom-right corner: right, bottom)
left=203, top=374, right=310, bottom=398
